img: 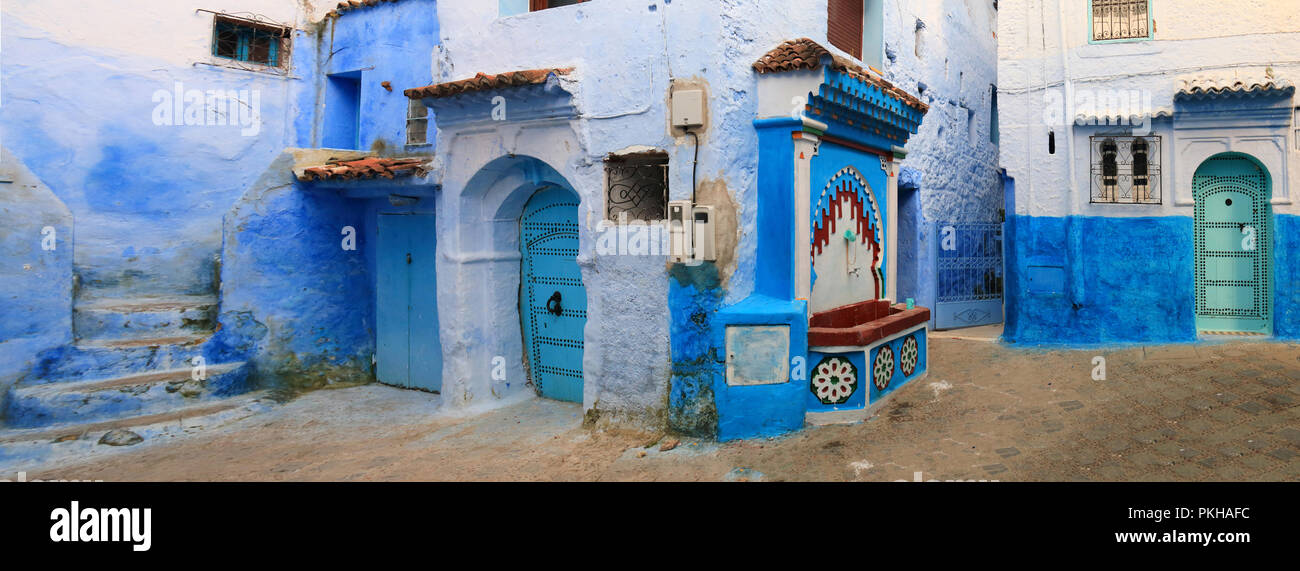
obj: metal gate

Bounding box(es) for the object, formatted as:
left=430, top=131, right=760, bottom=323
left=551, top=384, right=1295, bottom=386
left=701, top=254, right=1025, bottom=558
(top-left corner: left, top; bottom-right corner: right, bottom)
left=934, top=221, right=1004, bottom=330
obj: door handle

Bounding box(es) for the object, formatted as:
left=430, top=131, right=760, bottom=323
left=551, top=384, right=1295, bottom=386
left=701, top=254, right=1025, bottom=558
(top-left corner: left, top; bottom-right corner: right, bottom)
left=407, top=253, right=412, bottom=264
left=546, top=291, right=563, bottom=316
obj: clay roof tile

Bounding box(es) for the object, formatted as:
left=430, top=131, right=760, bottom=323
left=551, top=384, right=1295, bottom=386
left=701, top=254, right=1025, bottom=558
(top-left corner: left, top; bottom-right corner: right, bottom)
left=403, top=67, right=574, bottom=99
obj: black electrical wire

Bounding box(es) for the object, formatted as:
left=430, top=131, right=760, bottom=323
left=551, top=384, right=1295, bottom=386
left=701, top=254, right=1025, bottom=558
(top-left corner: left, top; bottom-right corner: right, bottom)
left=687, top=130, right=699, bottom=205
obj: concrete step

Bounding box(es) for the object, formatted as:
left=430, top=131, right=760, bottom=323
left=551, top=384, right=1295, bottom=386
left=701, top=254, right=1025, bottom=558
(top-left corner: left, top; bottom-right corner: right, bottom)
left=5, top=362, right=250, bottom=429
left=0, top=392, right=274, bottom=473
left=73, top=295, right=218, bottom=342
left=24, top=335, right=210, bottom=385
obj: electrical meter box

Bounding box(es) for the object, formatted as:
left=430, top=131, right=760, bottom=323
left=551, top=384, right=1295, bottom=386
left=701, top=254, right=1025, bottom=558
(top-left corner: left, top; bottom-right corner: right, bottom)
left=668, top=200, right=693, bottom=263
left=671, top=89, right=705, bottom=128
left=692, top=205, right=716, bottom=261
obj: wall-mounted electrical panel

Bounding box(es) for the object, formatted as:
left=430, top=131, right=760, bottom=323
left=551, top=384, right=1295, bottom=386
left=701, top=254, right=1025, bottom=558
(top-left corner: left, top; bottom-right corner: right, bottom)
left=671, top=89, right=705, bottom=128
left=668, top=200, right=693, bottom=263
left=692, top=205, right=716, bottom=262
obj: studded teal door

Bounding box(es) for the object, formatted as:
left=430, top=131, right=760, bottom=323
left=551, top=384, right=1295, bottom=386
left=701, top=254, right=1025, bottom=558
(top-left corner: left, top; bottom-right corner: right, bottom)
left=1194, top=155, right=1272, bottom=335
left=519, top=186, right=586, bottom=402
left=377, top=213, right=442, bottom=391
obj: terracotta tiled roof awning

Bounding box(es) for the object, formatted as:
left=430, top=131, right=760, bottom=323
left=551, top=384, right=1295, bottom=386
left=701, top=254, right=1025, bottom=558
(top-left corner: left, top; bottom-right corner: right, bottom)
left=298, top=157, right=428, bottom=182
left=404, top=68, right=574, bottom=99
left=754, top=38, right=929, bottom=113
left=327, top=0, right=400, bottom=18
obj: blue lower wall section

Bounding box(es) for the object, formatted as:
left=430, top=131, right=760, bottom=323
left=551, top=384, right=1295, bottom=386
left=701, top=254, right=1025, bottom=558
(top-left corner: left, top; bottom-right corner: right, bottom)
left=1005, top=215, right=1196, bottom=345
left=1007, top=213, right=1300, bottom=344
left=667, top=264, right=723, bottom=439
left=1274, top=214, right=1300, bottom=340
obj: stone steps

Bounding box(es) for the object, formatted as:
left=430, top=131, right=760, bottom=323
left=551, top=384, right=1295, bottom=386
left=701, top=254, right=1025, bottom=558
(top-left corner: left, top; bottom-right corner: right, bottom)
left=73, top=295, right=217, bottom=343
left=24, top=334, right=210, bottom=385
left=5, top=362, right=250, bottom=429
left=0, top=392, right=274, bottom=472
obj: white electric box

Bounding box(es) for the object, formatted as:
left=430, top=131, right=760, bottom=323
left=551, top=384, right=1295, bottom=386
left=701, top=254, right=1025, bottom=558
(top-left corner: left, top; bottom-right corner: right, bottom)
left=668, top=200, right=693, bottom=263
left=671, top=89, right=705, bottom=128
left=692, top=205, right=716, bottom=262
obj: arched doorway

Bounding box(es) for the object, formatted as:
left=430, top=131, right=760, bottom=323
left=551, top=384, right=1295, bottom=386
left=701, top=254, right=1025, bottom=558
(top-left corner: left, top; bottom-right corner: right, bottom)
left=1193, top=153, right=1272, bottom=335
left=519, top=185, right=586, bottom=402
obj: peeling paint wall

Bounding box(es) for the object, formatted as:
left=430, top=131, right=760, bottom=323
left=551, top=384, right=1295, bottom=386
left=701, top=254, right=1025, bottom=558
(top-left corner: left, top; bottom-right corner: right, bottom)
left=0, top=1, right=308, bottom=300
left=0, top=148, right=74, bottom=400
left=431, top=0, right=994, bottom=435
left=431, top=0, right=826, bottom=430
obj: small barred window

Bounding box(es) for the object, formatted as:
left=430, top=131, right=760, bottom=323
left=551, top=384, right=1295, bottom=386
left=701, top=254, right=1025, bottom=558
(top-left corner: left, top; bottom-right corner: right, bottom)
left=1091, top=0, right=1151, bottom=42
left=605, top=152, right=669, bottom=222
left=1091, top=135, right=1161, bottom=204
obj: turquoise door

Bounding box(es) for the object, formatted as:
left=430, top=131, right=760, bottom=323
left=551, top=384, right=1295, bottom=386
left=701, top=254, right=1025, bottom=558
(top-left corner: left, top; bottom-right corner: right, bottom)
left=519, top=186, right=585, bottom=402
left=1193, top=156, right=1272, bottom=335
left=377, top=213, right=443, bottom=391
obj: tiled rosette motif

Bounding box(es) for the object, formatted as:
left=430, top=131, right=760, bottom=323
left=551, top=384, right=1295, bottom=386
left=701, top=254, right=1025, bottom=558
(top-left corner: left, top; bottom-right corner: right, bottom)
left=873, top=345, right=895, bottom=390
left=810, top=355, right=858, bottom=405
left=900, top=335, right=919, bottom=377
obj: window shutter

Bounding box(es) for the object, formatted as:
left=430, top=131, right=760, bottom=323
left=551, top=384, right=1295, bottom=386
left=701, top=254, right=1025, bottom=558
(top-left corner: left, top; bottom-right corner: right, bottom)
left=828, top=0, right=864, bottom=61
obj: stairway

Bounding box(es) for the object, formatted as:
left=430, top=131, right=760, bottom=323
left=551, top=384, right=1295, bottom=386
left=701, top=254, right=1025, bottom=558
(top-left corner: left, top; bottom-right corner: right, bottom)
left=1, top=293, right=268, bottom=460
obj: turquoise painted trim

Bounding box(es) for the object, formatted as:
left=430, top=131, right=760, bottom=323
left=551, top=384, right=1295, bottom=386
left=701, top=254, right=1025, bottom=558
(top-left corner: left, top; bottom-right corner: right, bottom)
left=1087, top=0, right=1154, bottom=45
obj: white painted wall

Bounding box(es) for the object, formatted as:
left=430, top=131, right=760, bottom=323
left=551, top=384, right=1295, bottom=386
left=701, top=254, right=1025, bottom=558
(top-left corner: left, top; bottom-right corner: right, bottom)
left=878, top=0, right=1003, bottom=224
left=998, top=0, right=1300, bottom=218
left=430, top=0, right=1001, bottom=425
left=3, top=0, right=309, bottom=68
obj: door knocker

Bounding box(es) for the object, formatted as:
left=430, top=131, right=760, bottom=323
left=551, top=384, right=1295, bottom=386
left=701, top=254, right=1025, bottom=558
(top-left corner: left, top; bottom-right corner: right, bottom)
left=546, top=291, right=564, bottom=316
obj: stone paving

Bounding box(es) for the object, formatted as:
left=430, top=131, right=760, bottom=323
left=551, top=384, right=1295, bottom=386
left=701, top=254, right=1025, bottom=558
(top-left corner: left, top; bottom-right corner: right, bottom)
left=23, top=337, right=1300, bottom=482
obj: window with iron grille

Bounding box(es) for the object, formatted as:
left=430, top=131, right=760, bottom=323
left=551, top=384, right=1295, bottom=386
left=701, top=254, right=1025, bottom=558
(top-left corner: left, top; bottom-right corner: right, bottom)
left=1090, top=0, right=1151, bottom=42
left=1090, top=135, right=1160, bottom=204
left=212, top=15, right=290, bottom=68
left=605, top=153, right=669, bottom=221
left=407, top=99, right=429, bottom=146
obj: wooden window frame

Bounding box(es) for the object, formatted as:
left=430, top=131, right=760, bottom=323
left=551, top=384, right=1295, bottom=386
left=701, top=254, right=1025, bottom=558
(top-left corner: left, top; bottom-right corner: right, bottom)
left=406, top=98, right=430, bottom=147
left=827, top=0, right=865, bottom=61
left=531, top=0, right=590, bottom=12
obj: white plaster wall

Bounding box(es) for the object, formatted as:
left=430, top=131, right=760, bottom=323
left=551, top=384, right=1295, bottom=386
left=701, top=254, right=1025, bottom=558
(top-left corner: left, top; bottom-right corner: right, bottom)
left=3, top=0, right=310, bottom=68
left=878, top=0, right=1004, bottom=224
left=998, top=0, right=1300, bottom=219
left=432, top=0, right=827, bottom=426
left=431, top=0, right=1000, bottom=425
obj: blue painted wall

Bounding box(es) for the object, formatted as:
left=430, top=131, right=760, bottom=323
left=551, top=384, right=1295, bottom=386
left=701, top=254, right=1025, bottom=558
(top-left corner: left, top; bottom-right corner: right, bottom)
left=0, top=1, right=441, bottom=400
left=304, top=0, right=439, bottom=153
left=1004, top=215, right=1197, bottom=345
left=217, top=0, right=441, bottom=389
left=1273, top=214, right=1300, bottom=340
left=0, top=13, right=299, bottom=300
left=0, top=150, right=74, bottom=400
left=1007, top=212, right=1300, bottom=345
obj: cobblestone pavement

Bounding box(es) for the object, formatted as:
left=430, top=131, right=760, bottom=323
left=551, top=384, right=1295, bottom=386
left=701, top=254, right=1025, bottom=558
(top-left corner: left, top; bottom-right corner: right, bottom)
left=27, top=338, right=1300, bottom=482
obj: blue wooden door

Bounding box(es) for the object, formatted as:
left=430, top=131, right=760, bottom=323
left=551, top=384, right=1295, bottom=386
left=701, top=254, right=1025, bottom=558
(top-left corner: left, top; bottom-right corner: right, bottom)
left=1194, top=156, right=1272, bottom=334
left=377, top=213, right=442, bottom=391
left=519, top=186, right=585, bottom=402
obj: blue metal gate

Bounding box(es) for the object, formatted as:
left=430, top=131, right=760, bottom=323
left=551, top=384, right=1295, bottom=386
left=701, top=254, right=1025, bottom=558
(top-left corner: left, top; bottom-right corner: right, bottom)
left=519, top=186, right=586, bottom=403
left=934, top=222, right=1004, bottom=330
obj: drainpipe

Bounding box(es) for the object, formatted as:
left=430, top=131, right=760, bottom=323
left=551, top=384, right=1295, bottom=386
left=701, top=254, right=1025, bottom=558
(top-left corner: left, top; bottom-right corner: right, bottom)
left=1056, top=0, right=1086, bottom=310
